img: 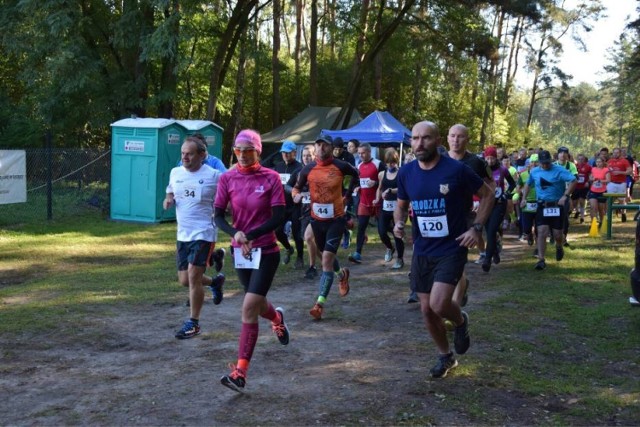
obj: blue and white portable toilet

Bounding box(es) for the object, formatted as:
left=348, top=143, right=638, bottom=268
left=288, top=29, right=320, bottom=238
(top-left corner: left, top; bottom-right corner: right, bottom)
left=177, top=120, right=224, bottom=161
left=110, top=117, right=184, bottom=223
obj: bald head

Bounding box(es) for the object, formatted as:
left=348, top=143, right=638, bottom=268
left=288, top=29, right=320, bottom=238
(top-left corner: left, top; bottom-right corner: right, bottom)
left=447, top=124, right=469, bottom=156
left=411, top=121, right=441, bottom=164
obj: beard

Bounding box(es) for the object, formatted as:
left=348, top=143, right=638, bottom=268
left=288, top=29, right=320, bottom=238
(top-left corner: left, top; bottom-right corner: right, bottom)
left=416, top=146, right=437, bottom=163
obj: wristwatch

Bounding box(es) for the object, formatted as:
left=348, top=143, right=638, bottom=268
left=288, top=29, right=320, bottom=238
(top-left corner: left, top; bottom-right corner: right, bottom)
left=472, top=223, right=483, bottom=232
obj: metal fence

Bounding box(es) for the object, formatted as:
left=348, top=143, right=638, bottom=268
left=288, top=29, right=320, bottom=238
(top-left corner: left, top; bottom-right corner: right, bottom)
left=0, top=147, right=111, bottom=226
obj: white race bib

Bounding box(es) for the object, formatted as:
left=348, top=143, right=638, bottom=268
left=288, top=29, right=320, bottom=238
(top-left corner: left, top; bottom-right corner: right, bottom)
left=383, top=200, right=397, bottom=212
left=233, top=247, right=261, bottom=269
left=494, top=186, right=503, bottom=198
left=525, top=202, right=538, bottom=212
left=359, top=178, right=374, bottom=188
left=313, top=203, right=334, bottom=219
left=178, top=185, right=202, bottom=202
left=578, top=176, right=585, bottom=183
left=279, top=173, right=291, bottom=185
left=417, top=215, right=449, bottom=238
left=593, top=181, right=603, bottom=189
left=301, top=192, right=311, bottom=204
left=543, top=207, right=560, bottom=217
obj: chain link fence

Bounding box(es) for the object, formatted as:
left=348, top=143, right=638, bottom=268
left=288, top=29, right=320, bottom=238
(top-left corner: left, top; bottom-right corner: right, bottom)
left=0, top=147, right=111, bottom=226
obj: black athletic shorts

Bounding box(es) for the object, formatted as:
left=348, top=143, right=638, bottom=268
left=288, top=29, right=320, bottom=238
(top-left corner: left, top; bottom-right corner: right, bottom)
left=410, top=250, right=468, bottom=294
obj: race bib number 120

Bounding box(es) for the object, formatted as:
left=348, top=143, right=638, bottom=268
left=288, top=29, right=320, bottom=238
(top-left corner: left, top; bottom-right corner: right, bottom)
left=417, top=215, right=449, bottom=238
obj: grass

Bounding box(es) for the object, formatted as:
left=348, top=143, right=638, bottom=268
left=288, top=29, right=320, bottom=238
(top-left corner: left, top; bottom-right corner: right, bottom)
left=1, top=211, right=639, bottom=424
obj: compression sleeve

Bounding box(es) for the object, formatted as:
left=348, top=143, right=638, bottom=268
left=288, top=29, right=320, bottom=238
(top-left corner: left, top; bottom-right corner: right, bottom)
left=214, top=206, right=238, bottom=237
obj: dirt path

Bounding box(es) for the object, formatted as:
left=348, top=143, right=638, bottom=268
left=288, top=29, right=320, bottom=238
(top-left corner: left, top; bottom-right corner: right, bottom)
left=2, top=236, right=543, bottom=426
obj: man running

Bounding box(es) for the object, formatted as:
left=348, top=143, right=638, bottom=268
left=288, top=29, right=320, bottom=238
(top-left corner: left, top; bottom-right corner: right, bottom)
left=520, top=150, right=577, bottom=270
left=293, top=136, right=359, bottom=320
left=394, top=121, right=494, bottom=379
left=164, top=136, right=226, bottom=339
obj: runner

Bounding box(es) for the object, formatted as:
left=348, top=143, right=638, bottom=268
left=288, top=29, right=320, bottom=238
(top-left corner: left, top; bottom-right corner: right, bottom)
left=214, top=129, right=290, bottom=392
left=273, top=140, right=304, bottom=267
left=298, top=144, right=321, bottom=279
left=516, top=154, right=540, bottom=249
left=520, top=150, right=577, bottom=271
left=349, top=143, right=385, bottom=264
left=163, top=136, right=226, bottom=339
left=571, top=154, right=592, bottom=224
left=373, top=148, right=405, bottom=269
left=606, top=147, right=632, bottom=222
left=394, top=121, right=494, bottom=379
left=554, top=147, right=578, bottom=246
left=292, top=135, right=359, bottom=320
left=482, top=146, right=516, bottom=272
left=587, top=156, right=610, bottom=225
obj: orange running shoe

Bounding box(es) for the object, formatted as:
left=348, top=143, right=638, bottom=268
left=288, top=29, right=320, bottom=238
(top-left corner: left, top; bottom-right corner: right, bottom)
left=309, top=303, right=323, bottom=320
left=338, top=267, right=350, bottom=297
left=220, top=363, right=246, bottom=393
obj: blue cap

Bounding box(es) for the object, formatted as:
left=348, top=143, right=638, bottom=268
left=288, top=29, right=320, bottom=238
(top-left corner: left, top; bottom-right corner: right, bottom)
left=280, top=140, right=297, bottom=153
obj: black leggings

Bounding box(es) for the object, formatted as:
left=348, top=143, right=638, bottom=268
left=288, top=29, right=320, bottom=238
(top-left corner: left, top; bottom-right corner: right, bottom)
left=236, top=251, right=280, bottom=296
left=377, top=210, right=404, bottom=258
left=485, top=201, right=506, bottom=262
left=275, top=206, right=304, bottom=258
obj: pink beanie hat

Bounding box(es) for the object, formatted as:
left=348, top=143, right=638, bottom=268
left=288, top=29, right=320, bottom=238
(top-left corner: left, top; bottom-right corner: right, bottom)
left=235, top=129, right=262, bottom=154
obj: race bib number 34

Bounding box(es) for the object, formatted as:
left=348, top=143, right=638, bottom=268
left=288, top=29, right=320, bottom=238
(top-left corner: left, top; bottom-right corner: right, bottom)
left=417, top=215, right=449, bottom=238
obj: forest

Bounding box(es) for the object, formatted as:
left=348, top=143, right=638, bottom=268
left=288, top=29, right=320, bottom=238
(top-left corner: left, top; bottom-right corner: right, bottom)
left=1, top=0, right=639, bottom=161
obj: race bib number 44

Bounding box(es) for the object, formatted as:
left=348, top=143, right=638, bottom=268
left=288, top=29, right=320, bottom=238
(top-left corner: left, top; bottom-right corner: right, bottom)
left=312, top=202, right=334, bottom=219
left=417, top=215, right=449, bottom=238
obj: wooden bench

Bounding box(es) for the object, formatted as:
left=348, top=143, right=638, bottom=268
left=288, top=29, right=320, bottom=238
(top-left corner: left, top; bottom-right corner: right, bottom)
left=603, top=193, right=640, bottom=239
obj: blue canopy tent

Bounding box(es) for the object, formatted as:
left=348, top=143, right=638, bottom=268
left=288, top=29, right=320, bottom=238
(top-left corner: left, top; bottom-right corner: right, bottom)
left=320, top=110, right=411, bottom=163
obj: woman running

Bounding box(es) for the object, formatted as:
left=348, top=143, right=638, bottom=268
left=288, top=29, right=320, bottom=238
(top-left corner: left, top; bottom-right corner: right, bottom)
left=374, top=148, right=405, bottom=269
left=214, top=129, right=290, bottom=393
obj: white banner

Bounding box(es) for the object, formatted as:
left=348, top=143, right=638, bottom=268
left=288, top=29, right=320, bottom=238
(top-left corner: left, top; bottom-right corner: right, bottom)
left=0, top=150, right=27, bottom=204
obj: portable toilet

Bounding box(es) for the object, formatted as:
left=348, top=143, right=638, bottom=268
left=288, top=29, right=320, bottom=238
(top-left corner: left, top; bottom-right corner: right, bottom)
left=110, top=117, right=184, bottom=223
left=177, top=120, right=224, bottom=161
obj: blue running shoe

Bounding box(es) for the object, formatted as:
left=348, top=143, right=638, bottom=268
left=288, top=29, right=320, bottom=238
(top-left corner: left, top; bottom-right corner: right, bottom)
left=348, top=252, right=362, bottom=264
left=175, top=319, right=200, bottom=339
left=211, top=273, right=225, bottom=305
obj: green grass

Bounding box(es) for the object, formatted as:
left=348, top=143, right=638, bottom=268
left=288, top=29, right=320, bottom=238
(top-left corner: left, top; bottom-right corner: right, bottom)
left=1, top=212, right=639, bottom=424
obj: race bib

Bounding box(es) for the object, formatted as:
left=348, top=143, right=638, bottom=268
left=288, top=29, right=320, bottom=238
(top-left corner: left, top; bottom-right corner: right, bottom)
left=416, top=215, right=449, bottom=238
left=494, top=187, right=503, bottom=198
left=359, top=178, right=374, bottom=188
left=383, top=200, right=397, bottom=212
left=578, top=175, right=585, bottom=183
left=301, top=192, right=311, bottom=204
left=543, top=207, right=560, bottom=217
left=233, top=247, right=261, bottom=269
left=525, top=202, right=538, bottom=212
left=279, top=173, right=291, bottom=185
left=313, top=203, right=334, bottom=219
left=178, top=185, right=202, bottom=202
left=593, top=181, right=603, bottom=189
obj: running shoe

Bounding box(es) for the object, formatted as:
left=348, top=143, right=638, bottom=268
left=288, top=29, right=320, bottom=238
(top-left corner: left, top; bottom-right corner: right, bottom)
left=454, top=311, right=470, bottom=354
left=211, top=273, right=225, bottom=305
left=220, top=363, right=246, bottom=393
left=474, top=254, right=486, bottom=265
left=556, top=245, right=564, bottom=261
left=493, top=252, right=501, bottom=265
left=534, top=259, right=546, bottom=270
left=527, top=233, right=534, bottom=246
left=175, top=319, right=201, bottom=339
left=407, top=292, right=418, bottom=303
left=391, top=259, right=404, bottom=269
left=339, top=267, right=350, bottom=297
left=481, top=261, right=490, bottom=272
left=573, top=211, right=580, bottom=219
left=341, top=230, right=352, bottom=249
left=209, top=247, right=226, bottom=273
left=282, top=247, right=295, bottom=265
left=294, top=257, right=304, bottom=269
left=429, top=352, right=458, bottom=378
left=272, top=307, right=290, bottom=345
left=384, top=248, right=395, bottom=262
left=348, top=252, right=362, bottom=264
left=310, top=303, right=324, bottom=320
left=304, top=265, right=318, bottom=279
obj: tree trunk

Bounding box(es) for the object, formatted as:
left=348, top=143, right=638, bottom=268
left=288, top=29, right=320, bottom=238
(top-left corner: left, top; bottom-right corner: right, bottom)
left=227, top=34, right=248, bottom=165
left=294, top=0, right=302, bottom=101
left=272, top=0, right=281, bottom=128
left=334, top=0, right=417, bottom=129
left=309, top=0, right=318, bottom=105
left=157, top=0, right=180, bottom=119
left=206, top=1, right=260, bottom=121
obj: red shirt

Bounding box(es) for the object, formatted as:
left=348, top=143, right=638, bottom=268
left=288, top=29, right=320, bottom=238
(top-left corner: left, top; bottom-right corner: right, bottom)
left=358, top=159, right=384, bottom=206
left=575, top=162, right=592, bottom=189
left=607, top=157, right=631, bottom=184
